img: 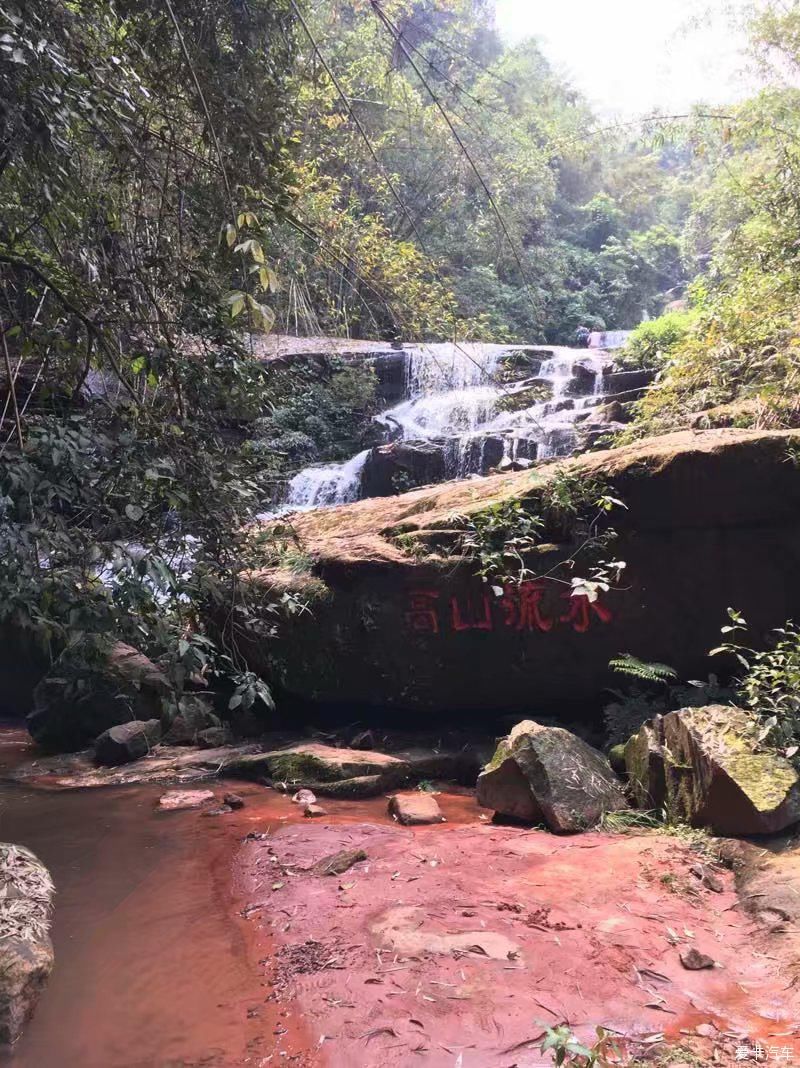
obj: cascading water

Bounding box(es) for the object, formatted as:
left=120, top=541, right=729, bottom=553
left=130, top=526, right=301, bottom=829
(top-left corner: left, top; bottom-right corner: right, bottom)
left=283, top=449, right=370, bottom=509
left=278, top=338, right=623, bottom=512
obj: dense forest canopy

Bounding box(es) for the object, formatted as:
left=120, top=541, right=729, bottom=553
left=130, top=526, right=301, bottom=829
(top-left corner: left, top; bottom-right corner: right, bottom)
left=2, top=0, right=800, bottom=711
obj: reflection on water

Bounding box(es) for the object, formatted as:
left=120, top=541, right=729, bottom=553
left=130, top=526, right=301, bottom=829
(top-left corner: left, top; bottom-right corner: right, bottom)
left=0, top=724, right=483, bottom=1067
left=0, top=728, right=276, bottom=1068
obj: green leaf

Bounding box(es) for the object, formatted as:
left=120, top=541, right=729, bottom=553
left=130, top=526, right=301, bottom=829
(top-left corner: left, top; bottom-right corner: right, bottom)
left=125, top=503, right=144, bottom=521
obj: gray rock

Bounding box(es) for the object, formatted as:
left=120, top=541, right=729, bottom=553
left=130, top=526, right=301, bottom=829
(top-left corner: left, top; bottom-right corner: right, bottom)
left=0, top=845, right=54, bottom=1045
left=196, top=726, right=230, bottom=749
left=388, top=792, right=444, bottom=825
left=94, top=719, right=161, bottom=766
left=28, top=641, right=171, bottom=753
left=477, top=720, right=628, bottom=833
left=624, top=720, right=666, bottom=809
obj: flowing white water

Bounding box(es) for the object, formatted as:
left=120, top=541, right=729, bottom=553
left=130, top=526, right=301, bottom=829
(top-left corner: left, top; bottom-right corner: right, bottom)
left=284, top=449, right=370, bottom=509
left=278, top=340, right=616, bottom=511
left=589, top=329, right=631, bottom=350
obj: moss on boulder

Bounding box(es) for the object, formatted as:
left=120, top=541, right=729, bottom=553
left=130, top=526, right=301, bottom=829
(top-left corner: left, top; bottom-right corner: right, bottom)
left=625, top=706, right=800, bottom=835
left=477, top=720, right=628, bottom=833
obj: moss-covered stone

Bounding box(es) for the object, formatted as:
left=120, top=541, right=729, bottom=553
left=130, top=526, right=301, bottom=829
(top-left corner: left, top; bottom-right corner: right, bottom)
left=624, top=721, right=666, bottom=809
left=626, top=706, right=800, bottom=836
left=477, top=720, right=628, bottom=833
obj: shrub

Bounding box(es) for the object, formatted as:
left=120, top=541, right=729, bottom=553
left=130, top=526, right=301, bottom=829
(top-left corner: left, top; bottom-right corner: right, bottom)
left=616, top=309, right=695, bottom=371
left=712, top=609, right=800, bottom=756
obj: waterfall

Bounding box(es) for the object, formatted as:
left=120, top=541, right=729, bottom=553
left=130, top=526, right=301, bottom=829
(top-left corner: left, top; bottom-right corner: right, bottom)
left=275, top=338, right=619, bottom=513
left=588, top=329, right=631, bottom=350
left=284, top=450, right=370, bottom=510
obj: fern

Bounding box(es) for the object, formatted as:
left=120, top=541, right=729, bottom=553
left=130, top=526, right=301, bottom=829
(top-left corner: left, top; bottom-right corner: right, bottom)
left=609, top=653, right=677, bottom=684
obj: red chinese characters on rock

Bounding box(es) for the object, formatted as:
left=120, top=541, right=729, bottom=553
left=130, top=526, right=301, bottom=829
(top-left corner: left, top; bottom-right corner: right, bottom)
left=450, top=591, right=493, bottom=632
left=404, top=588, right=440, bottom=634
left=404, top=579, right=614, bottom=636
left=501, top=580, right=552, bottom=632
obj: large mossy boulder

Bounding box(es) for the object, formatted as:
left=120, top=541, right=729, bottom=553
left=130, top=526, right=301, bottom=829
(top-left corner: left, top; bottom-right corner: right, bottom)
left=476, top=720, right=628, bottom=833
left=625, top=706, right=800, bottom=836
left=28, top=642, right=172, bottom=753
left=230, top=430, right=800, bottom=718
left=0, top=844, right=55, bottom=1046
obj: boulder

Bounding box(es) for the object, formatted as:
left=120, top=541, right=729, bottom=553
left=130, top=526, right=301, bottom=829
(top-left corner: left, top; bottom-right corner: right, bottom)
left=94, top=719, right=162, bottom=766
left=0, top=845, right=54, bottom=1045
left=162, top=694, right=221, bottom=746
left=624, top=721, right=667, bottom=809
left=228, top=430, right=800, bottom=717
left=223, top=741, right=478, bottom=797
left=477, top=720, right=628, bottom=833
left=28, top=641, right=171, bottom=752
left=361, top=441, right=447, bottom=497
left=196, top=726, right=230, bottom=749
left=388, top=792, right=444, bottom=825
left=655, top=706, right=800, bottom=836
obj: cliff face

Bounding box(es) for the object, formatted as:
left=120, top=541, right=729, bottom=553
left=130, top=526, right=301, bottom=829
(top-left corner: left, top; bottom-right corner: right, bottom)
left=234, top=429, right=800, bottom=717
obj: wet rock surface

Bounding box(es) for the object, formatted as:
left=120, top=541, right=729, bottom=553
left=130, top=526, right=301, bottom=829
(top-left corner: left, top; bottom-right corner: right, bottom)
left=477, top=719, right=628, bottom=832
left=223, top=740, right=482, bottom=797
left=388, top=791, right=444, bottom=825
left=94, top=719, right=162, bottom=766
left=6, top=743, right=260, bottom=789
left=241, top=797, right=800, bottom=1066
left=0, top=844, right=54, bottom=1046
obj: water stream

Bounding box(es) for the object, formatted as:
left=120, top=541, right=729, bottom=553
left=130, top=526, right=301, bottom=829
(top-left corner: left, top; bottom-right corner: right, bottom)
left=283, top=337, right=629, bottom=511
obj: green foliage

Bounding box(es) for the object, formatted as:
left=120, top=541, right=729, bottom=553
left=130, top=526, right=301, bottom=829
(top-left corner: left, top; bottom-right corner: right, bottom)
left=539, top=1024, right=623, bottom=1066
left=622, top=5, right=800, bottom=437
left=711, top=609, right=800, bottom=757
left=0, top=0, right=301, bottom=715
left=284, top=1, right=691, bottom=342
left=455, top=499, right=545, bottom=584
left=605, top=653, right=732, bottom=745
left=617, top=310, right=695, bottom=371
left=253, top=359, right=378, bottom=470
left=609, top=654, right=677, bottom=684
left=452, top=475, right=626, bottom=600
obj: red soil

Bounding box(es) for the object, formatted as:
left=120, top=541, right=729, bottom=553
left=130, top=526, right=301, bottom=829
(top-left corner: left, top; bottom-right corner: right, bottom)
left=236, top=790, right=800, bottom=1067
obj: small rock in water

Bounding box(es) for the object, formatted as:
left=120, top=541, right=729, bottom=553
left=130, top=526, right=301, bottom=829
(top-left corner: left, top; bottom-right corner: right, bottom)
left=304, top=804, right=328, bottom=818
left=388, top=792, right=444, bottom=826
left=203, top=804, right=233, bottom=817
left=680, top=947, right=716, bottom=970
left=158, top=789, right=215, bottom=812
left=223, top=792, right=245, bottom=810
left=292, top=788, right=317, bottom=805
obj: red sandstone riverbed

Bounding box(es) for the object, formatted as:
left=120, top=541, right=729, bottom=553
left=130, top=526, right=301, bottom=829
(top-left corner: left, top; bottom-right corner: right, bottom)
left=3, top=727, right=800, bottom=1066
